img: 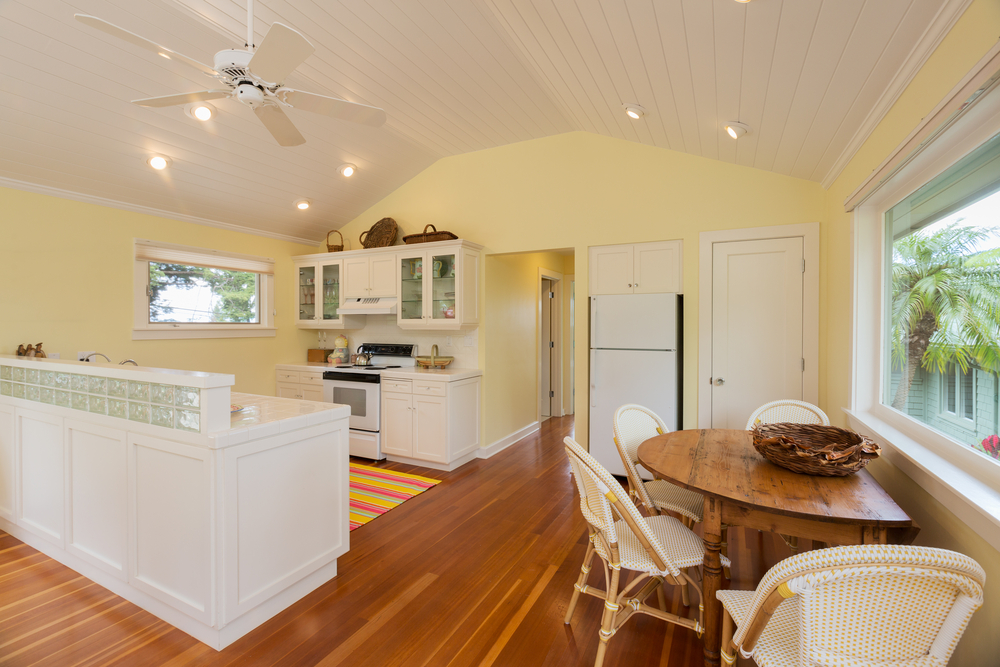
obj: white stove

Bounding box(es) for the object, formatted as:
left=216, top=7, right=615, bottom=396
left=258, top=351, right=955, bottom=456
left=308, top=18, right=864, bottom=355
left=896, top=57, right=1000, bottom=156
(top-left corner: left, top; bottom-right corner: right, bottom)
left=321, top=343, right=415, bottom=460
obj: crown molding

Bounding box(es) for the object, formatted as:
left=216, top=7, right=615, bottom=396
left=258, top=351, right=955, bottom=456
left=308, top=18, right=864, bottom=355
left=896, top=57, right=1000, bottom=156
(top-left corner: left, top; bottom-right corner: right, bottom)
left=0, top=176, right=320, bottom=246
left=820, top=0, right=973, bottom=190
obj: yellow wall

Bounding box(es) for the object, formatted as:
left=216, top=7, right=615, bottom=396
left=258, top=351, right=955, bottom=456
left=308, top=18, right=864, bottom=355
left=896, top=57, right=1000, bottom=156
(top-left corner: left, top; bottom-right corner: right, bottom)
left=484, top=251, right=573, bottom=444
left=335, top=131, right=828, bottom=447
left=0, top=187, right=318, bottom=395
left=822, top=0, right=1000, bottom=661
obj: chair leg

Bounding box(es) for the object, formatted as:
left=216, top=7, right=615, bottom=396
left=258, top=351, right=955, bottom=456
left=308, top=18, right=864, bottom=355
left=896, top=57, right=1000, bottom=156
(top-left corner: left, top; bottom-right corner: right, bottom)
left=721, top=526, right=731, bottom=580
left=565, top=539, right=596, bottom=624
left=679, top=575, right=691, bottom=607
left=720, top=607, right=737, bottom=665
left=656, top=581, right=667, bottom=612
left=594, top=565, right=621, bottom=667
left=785, top=535, right=799, bottom=555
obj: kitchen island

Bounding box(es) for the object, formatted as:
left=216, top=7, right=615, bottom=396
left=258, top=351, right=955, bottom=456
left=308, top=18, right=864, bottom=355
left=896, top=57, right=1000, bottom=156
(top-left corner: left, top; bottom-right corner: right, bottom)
left=0, top=355, right=351, bottom=650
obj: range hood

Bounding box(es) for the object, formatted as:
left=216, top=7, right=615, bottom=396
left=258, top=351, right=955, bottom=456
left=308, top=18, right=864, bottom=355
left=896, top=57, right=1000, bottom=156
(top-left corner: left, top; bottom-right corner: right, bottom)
left=337, top=297, right=398, bottom=315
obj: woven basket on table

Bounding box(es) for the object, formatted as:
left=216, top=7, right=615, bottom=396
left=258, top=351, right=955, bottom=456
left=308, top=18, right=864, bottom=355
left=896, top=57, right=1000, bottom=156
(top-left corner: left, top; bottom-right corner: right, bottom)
left=359, top=217, right=397, bottom=248
left=750, top=423, right=881, bottom=477
left=326, top=230, right=344, bottom=252
left=402, top=224, right=458, bottom=244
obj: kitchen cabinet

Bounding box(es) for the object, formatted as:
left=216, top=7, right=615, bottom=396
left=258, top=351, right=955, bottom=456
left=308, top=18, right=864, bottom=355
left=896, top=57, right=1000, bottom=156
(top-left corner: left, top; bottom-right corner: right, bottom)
left=398, top=243, right=479, bottom=330
left=275, top=369, right=324, bottom=401
left=380, top=375, right=481, bottom=470
left=294, top=259, right=364, bottom=330
left=344, top=254, right=396, bottom=298
left=589, top=241, right=682, bottom=295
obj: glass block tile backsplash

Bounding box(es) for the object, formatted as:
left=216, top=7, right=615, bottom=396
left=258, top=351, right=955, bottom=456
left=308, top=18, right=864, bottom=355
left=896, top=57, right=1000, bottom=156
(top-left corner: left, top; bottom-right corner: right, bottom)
left=2, top=365, right=201, bottom=432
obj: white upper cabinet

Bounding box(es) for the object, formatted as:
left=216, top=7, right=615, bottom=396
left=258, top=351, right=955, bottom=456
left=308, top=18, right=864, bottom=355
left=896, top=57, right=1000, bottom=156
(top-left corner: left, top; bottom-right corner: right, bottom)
left=294, top=259, right=363, bottom=330
left=397, top=243, right=479, bottom=330
left=344, top=255, right=396, bottom=298
left=589, top=241, right=682, bottom=295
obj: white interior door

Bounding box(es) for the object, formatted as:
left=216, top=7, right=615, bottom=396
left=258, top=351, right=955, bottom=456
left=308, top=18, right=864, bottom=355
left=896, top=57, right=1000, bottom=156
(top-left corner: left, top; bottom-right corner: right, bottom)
left=541, top=278, right=552, bottom=418
left=711, top=238, right=804, bottom=428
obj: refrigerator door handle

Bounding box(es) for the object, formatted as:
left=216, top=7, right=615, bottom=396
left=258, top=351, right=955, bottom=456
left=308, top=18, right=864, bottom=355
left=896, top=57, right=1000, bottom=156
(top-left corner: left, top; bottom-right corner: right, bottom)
left=590, top=349, right=597, bottom=407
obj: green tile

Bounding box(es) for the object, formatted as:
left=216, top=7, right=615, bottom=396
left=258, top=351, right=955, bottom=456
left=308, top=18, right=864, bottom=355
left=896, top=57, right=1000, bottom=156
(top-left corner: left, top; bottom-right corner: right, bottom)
left=0, top=381, right=10, bottom=396
left=0, top=366, right=10, bottom=380
left=71, top=374, right=88, bottom=392
left=108, top=399, right=128, bottom=419
left=128, top=381, right=149, bottom=402
left=88, top=376, right=107, bottom=395
left=55, top=390, right=71, bottom=408
left=175, top=386, right=200, bottom=408
left=54, top=373, right=70, bottom=390
left=129, top=402, right=150, bottom=424
left=40, top=371, right=55, bottom=387
left=89, top=395, right=108, bottom=415
left=26, top=385, right=40, bottom=402
left=72, top=392, right=89, bottom=410
left=11, top=367, right=25, bottom=382
left=25, top=369, right=39, bottom=385
left=40, top=388, right=54, bottom=404
left=175, top=409, right=200, bottom=432
left=150, top=383, right=175, bottom=406
left=151, top=405, right=174, bottom=428
left=11, top=383, right=24, bottom=399
left=108, top=379, right=127, bottom=398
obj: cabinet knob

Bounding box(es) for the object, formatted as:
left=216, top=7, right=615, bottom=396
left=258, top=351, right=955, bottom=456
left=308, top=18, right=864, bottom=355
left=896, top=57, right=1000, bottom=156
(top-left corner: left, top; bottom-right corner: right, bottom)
left=628, top=283, right=632, bottom=287
left=634, top=283, right=638, bottom=287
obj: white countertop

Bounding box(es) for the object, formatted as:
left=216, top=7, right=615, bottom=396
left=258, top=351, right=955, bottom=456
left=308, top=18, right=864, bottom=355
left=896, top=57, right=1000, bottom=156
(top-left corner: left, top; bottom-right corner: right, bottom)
left=213, top=392, right=350, bottom=446
left=276, top=362, right=482, bottom=383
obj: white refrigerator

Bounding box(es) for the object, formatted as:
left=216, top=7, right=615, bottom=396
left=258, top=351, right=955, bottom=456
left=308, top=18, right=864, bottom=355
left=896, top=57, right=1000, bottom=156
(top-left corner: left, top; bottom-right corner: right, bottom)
left=589, top=293, right=681, bottom=477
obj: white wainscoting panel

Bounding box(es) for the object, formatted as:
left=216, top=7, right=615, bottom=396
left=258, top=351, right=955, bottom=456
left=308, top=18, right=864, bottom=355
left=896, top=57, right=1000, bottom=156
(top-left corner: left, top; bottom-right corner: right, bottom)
left=0, top=405, right=14, bottom=521
left=129, top=434, right=214, bottom=625
left=66, top=419, right=127, bottom=579
left=17, top=409, right=64, bottom=547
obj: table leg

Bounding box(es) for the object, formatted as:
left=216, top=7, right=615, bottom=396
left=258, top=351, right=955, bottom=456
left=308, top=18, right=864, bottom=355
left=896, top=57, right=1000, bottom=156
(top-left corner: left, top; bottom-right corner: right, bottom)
left=702, top=497, right=723, bottom=667
left=862, top=525, right=888, bottom=544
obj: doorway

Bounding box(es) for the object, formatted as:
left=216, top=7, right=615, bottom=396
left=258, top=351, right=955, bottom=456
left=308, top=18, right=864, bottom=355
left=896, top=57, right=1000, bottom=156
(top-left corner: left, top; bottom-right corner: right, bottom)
left=697, top=224, right=820, bottom=429
left=539, top=270, right=563, bottom=420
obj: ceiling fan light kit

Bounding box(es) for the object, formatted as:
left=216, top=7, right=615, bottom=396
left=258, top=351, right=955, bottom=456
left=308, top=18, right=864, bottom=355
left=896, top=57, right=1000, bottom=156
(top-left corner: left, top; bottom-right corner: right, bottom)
left=74, top=2, right=387, bottom=149
left=724, top=121, right=750, bottom=139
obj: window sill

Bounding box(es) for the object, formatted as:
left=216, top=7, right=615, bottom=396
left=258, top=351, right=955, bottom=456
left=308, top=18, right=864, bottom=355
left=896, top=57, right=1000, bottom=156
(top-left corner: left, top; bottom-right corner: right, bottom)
left=845, top=408, right=1000, bottom=553
left=132, top=327, right=277, bottom=340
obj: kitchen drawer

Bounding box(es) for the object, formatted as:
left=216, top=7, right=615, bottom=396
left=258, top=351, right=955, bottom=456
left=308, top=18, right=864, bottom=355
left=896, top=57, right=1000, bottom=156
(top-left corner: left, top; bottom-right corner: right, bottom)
left=412, top=381, right=447, bottom=397
left=382, top=379, right=412, bottom=394
left=300, top=371, right=323, bottom=386
left=276, top=370, right=300, bottom=383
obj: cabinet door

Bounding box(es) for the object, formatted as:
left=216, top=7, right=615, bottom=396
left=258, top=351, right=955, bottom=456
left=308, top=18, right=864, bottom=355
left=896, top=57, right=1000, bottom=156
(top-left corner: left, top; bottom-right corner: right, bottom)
left=276, top=383, right=302, bottom=399
left=17, top=409, right=65, bottom=547
left=429, top=252, right=458, bottom=325
left=369, top=254, right=397, bottom=297
left=343, top=257, right=371, bottom=298
left=301, top=386, right=324, bottom=402
left=381, top=393, right=413, bottom=457
left=0, top=405, right=13, bottom=521
left=413, top=394, right=447, bottom=463
left=319, top=262, right=342, bottom=323
left=634, top=241, right=682, bottom=293
left=398, top=252, right=427, bottom=327
left=590, top=245, right=634, bottom=295
left=296, top=264, right=318, bottom=324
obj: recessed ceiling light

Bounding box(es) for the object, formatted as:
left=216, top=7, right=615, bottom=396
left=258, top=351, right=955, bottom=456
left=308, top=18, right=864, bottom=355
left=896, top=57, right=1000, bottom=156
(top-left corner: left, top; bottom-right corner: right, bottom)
left=724, top=122, right=750, bottom=139
left=623, top=104, right=646, bottom=120
left=147, top=155, right=170, bottom=170
left=184, top=103, right=215, bottom=121
left=158, top=52, right=171, bottom=59
left=734, top=0, right=752, bottom=3
left=295, top=199, right=311, bottom=210
left=338, top=163, right=357, bottom=177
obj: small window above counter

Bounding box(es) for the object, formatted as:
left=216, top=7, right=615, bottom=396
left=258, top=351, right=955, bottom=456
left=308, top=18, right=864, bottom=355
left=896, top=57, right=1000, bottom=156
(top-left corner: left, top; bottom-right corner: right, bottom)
left=292, top=239, right=482, bottom=331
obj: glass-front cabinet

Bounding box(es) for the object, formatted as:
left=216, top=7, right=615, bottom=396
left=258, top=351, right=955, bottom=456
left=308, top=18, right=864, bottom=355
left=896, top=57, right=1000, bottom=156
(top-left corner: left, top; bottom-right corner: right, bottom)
left=295, top=259, right=357, bottom=329
left=398, top=246, right=478, bottom=329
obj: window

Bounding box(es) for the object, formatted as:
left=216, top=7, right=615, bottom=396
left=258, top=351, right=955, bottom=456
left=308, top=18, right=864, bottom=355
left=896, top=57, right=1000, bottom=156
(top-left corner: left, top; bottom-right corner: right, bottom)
left=882, top=133, right=1000, bottom=466
left=133, top=240, right=275, bottom=339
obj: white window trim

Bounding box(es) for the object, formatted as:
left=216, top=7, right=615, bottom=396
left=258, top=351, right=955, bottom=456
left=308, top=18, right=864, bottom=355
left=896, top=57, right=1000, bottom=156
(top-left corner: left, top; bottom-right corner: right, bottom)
left=849, top=77, right=1000, bottom=553
left=133, top=239, right=276, bottom=340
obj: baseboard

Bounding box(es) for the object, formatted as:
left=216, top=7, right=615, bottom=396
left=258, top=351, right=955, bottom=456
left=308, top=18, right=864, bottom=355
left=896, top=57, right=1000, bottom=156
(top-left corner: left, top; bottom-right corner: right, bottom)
left=384, top=450, right=478, bottom=471
left=479, top=421, right=540, bottom=459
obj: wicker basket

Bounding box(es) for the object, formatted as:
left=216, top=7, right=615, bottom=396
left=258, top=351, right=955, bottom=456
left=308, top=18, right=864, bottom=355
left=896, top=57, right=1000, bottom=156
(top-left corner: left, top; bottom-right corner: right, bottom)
left=750, top=423, right=881, bottom=477
left=326, top=230, right=344, bottom=252
left=360, top=217, right=397, bottom=248
left=402, top=224, right=458, bottom=244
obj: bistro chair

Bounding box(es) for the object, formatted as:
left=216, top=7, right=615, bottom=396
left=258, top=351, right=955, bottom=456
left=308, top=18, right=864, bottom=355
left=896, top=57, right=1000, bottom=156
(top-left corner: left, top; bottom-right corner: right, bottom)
left=745, top=399, right=830, bottom=430
left=746, top=399, right=830, bottom=554
left=563, top=437, right=730, bottom=667
left=717, top=544, right=985, bottom=666
left=612, top=404, right=730, bottom=580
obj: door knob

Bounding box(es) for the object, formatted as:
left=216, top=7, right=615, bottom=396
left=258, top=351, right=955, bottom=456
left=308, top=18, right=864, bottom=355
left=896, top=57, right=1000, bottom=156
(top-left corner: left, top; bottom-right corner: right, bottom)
left=714, top=378, right=725, bottom=386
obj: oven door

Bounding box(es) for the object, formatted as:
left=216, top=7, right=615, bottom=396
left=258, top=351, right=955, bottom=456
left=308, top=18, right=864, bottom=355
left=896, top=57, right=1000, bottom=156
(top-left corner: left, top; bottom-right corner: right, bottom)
left=322, top=377, right=380, bottom=432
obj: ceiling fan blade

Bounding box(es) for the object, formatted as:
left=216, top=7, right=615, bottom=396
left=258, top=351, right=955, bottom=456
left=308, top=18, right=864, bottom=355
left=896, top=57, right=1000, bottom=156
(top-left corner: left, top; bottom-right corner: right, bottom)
left=276, top=89, right=386, bottom=127
left=74, top=14, right=218, bottom=77
left=132, top=90, right=231, bottom=108
left=254, top=104, right=306, bottom=147
left=248, top=23, right=315, bottom=85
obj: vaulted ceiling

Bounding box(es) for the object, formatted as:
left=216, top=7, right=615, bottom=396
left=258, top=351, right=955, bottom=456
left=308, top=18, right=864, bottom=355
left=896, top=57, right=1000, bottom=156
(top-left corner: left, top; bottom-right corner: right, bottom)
left=0, top=0, right=968, bottom=242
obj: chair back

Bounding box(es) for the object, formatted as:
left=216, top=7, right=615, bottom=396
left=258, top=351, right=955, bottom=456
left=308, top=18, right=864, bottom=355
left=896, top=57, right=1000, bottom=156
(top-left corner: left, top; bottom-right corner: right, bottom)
left=564, top=437, right=679, bottom=576
left=612, top=404, right=666, bottom=512
left=745, top=399, right=830, bottom=430
left=735, top=545, right=985, bottom=664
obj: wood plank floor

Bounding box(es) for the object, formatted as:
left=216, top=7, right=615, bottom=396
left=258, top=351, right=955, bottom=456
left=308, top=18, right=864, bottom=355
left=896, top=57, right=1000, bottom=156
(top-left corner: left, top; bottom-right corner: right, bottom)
left=0, top=416, right=795, bottom=666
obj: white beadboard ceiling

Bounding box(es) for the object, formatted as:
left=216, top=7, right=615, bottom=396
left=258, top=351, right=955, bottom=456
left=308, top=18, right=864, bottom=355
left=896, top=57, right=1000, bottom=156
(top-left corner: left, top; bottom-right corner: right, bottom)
left=0, top=0, right=969, bottom=243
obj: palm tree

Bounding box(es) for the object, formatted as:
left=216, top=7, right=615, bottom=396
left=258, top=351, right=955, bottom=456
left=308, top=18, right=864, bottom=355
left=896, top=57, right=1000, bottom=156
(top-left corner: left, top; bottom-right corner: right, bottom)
left=890, top=223, right=1000, bottom=411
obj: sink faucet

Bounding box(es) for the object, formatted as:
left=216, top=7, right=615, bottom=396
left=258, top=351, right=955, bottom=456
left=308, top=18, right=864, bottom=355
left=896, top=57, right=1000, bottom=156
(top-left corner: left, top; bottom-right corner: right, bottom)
left=119, top=359, right=138, bottom=366
left=84, top=352, right=110, bottom=363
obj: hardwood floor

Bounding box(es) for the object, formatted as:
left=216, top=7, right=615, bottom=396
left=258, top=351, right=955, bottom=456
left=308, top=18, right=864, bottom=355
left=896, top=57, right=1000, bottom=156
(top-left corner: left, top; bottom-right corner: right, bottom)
left=0, top=416, right=793, bottom=666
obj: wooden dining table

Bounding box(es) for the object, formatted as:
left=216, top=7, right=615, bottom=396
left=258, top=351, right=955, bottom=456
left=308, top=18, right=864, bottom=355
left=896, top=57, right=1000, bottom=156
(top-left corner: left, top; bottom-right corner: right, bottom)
left=637, top=429, right=917, bottom=667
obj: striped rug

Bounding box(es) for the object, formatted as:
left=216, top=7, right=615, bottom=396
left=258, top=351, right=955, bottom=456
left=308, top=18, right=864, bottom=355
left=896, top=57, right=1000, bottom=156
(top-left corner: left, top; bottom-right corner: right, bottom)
left=349, top=463, right=441, bottom=531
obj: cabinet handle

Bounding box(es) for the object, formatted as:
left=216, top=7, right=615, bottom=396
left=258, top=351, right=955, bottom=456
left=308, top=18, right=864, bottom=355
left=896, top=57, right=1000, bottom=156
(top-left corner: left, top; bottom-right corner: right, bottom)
left=634, top=283, right=638, bottom=287
left=628, top=283, right=632, bottom=287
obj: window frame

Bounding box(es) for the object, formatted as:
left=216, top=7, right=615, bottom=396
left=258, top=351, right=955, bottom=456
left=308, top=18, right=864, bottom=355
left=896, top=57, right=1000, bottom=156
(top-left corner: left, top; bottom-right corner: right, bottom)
left=938, top=364, right=976, bottom=425
left=849, top=78, right=1000, bottom=553
left=133, top=240, right=276, bottom=340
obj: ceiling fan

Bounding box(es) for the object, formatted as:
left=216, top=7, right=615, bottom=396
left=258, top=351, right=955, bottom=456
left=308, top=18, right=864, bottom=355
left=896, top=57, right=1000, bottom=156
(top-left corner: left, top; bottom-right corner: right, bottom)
left=74, top=0, right=386, bottom=146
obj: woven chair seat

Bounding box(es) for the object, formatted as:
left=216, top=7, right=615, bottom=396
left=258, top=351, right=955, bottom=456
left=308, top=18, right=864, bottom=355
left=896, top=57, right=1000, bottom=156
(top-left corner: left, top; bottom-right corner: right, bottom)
left=593, top=514, right=730, bottom=575
left=717, top=590, right=800, bottom=667
left=645, top=479, right=704, bottom=522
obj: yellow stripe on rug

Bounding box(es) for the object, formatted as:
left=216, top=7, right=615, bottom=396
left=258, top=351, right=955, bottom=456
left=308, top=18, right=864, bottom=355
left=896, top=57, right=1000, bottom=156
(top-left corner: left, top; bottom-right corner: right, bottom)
left=349, top=464, right=441, bottom=531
